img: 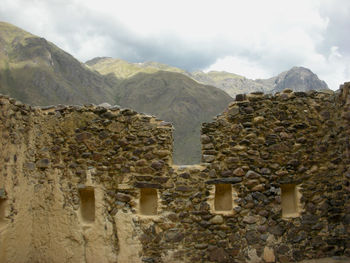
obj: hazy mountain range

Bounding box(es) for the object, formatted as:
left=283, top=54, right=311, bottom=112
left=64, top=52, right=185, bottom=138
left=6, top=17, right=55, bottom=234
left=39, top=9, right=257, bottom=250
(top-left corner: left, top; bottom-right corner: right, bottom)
left=87, top=56, right=329, bottom=97
left=0, top=21, right=330, bottom=163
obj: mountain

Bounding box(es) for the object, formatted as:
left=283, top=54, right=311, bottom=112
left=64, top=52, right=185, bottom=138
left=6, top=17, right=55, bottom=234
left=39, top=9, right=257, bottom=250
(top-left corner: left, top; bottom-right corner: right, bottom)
left=191, top=67, right=329, bottom=97
left=113, top=71, right=232, bottom=164
left=269, top=66, right=329, bottom=93
left=87, top=57, right=186, bottom=79
left=88, top=57, right=329, bottom=98
left=191, top=71, right=272, bottom=96
left=0, top=21, right=117, bottom=105
left=191, top=70, right=244, bottom=84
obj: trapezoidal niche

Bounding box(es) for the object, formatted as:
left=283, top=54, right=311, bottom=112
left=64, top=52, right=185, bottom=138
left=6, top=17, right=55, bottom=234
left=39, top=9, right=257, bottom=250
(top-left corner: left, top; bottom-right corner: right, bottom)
left=79, top=187, right=95, bottom=223
left=214, top=184, right=233, bottom=211
left=139, top=188, right=158, bottom=215
left=281, top=184, right=301, bottom=218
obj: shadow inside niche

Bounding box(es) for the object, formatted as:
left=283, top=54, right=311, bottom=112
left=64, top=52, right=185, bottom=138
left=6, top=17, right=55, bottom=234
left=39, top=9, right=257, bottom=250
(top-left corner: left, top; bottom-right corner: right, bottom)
left=0, top=199, right=7, bottom=227
left=139, top=188, right=158, bottom=215
left=79, top=187, right=95, bottom=223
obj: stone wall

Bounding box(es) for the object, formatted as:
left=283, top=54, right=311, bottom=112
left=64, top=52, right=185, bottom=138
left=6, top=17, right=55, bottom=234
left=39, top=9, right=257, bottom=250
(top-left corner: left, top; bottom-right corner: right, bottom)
left=0, top=83, right=349, bottom=263
left=198, top=87, right=349, bottom=262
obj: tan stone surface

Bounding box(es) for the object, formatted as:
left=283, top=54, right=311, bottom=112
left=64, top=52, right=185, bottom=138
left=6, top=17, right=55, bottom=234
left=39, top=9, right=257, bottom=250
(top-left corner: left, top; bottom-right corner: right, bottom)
left=263, top=246, right=275, bottom=262
left=115, top=211, right=142, bottom=263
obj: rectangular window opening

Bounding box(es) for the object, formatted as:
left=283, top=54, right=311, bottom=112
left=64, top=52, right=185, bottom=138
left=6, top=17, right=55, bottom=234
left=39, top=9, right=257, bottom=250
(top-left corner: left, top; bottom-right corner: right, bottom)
left=0, top=199, right=6, bottom=226
left=140, top=188, right=158, bottom=215
left=215, top=184, right=233, bottom=211
left=281, top=184, right=301, bottom=218
left=79, top=187, right=95, bottom=223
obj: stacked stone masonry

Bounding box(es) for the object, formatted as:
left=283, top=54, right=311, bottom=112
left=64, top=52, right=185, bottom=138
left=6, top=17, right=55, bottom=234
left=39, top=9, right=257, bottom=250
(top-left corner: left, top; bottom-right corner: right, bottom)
left=0, top=83, right=350, bottom=263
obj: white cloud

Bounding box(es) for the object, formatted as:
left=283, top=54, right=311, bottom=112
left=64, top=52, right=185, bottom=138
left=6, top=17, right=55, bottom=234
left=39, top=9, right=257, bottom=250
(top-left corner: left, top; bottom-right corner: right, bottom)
left=205, top=56, right=271, bottom=79
left=307, top=46, right=350, bottom=90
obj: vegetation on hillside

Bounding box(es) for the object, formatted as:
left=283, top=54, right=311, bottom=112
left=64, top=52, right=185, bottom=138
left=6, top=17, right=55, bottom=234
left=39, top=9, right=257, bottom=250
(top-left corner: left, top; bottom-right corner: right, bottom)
left=0, top=22, right=117, bottom=105
left=86, top=57, right=185, bottom=79
left=113, top=71, right=233, bottom=164
left=87, top=58, right=238, bottom=163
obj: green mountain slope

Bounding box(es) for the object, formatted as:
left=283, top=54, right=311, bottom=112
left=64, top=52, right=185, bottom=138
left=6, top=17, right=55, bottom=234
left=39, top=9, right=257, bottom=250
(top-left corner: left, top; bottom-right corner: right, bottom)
left=0, top=21, right=117, bottom=105
left=114, top=71, right=233, bottom=164
left=87, top=57, right=186, bottom=79
left=191, top=70, right=244, bottom=85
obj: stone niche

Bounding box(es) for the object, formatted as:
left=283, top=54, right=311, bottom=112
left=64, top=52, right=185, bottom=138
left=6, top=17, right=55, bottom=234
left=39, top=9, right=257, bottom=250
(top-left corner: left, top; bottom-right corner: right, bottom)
left=281, top=184, right=302, bottom=218
left=0, top=189, right=6, bottom=227
left=0, top=199, right=6, bottom=226
left=139, top=188, right=158, bottom=215
left=214, top=184, right=233, bottom=211
left=79, top=187, right=95, bottom=223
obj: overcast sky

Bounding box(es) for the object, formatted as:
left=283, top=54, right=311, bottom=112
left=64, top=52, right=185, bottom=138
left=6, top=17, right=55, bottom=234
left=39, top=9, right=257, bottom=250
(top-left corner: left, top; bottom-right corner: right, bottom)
left=1, top=0, right=349, bottom=90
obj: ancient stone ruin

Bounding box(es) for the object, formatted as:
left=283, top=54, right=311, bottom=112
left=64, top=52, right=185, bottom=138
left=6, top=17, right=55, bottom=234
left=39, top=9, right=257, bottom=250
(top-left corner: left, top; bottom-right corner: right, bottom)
left=0, top=83, right=350, bottom=263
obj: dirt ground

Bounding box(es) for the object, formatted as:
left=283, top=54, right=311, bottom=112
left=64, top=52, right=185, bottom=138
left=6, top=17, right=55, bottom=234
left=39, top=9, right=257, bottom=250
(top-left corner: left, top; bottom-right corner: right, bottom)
left=299, top=257, right=350, bottom=263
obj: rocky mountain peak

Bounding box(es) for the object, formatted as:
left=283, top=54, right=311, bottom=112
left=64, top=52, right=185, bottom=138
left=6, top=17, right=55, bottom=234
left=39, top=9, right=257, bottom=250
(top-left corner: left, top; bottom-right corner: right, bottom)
left=272, top=66, right=328, bottom=92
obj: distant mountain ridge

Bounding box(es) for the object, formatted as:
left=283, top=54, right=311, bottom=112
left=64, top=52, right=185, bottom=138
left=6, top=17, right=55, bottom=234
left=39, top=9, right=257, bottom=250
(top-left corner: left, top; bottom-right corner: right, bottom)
left=86, top=57, right=186, bottom=79
left=88, top=57, right=329, bottom=97
left=196, top=66, right=329, bottom=97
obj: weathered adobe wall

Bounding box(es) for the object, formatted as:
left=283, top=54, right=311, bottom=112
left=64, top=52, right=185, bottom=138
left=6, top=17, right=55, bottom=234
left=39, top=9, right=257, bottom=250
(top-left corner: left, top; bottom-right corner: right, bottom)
left=0, top=83, right=349, bottom=263
left=0, top=99, right=173, bottom=263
